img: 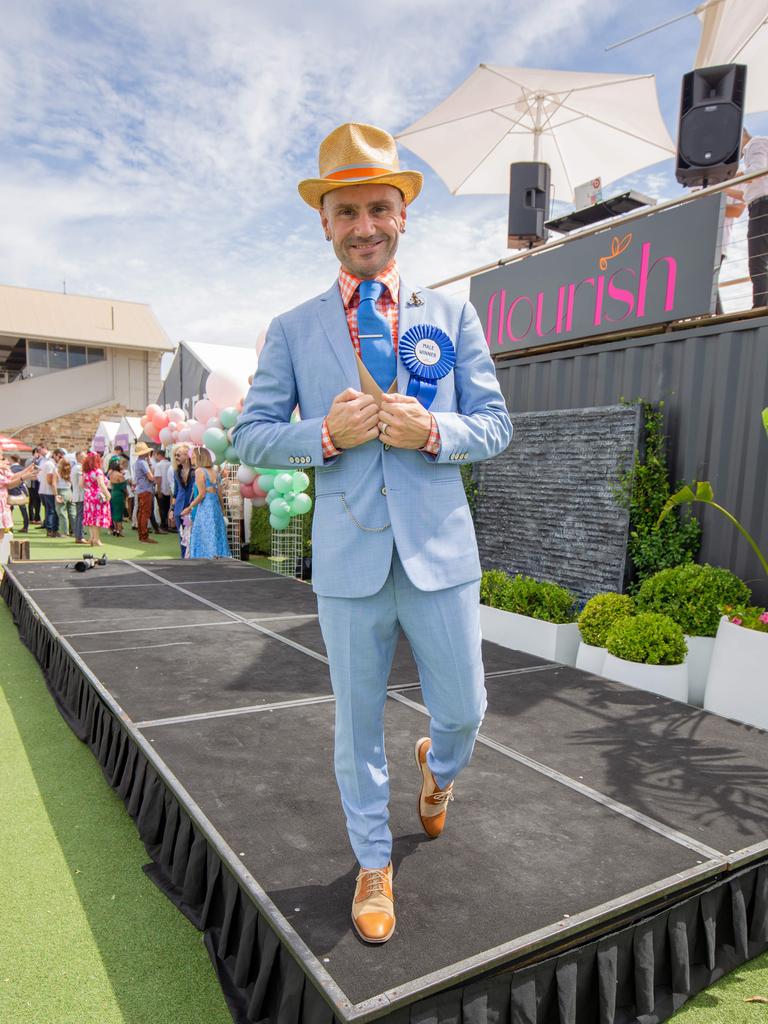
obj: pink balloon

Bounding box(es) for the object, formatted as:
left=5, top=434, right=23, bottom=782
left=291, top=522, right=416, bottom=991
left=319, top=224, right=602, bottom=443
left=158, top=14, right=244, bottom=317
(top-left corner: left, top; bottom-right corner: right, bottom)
left=251, top=482, right=267, bottom=498
left=146, top=403, right=162, bottom=419
left=153, top=411, right=170, bottom=430
left=159, top=427, right=174, bottom=445
left=206, top=371, right=246, bottom=409
left=251, top=496, right=267, bottom=507
left=167, top=407, right=186, bottom=423
left=194, top=399, right=217, bottom=423
left=178, top=427, right=192, bottom=443
left=144, top=422, right=160, bottom=441
left=189, top=420, right=206, bottom=444
left=140, top=414, right=149, bottom=427
left=239, top=483, right=252, bottom=498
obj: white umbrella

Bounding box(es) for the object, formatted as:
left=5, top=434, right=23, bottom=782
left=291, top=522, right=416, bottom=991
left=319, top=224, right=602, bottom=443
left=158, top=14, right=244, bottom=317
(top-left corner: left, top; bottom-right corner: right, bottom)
left=694, top=0, right=768, bottom=114
left=396, top=65, right=676, bottom=203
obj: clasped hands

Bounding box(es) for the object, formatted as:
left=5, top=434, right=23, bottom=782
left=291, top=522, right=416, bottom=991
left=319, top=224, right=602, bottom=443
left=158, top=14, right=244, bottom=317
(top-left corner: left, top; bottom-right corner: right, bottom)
left=326, top=388, right=431, bottom=451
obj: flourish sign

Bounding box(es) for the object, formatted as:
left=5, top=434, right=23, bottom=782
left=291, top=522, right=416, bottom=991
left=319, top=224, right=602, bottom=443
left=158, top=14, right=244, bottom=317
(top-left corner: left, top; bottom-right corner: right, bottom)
left=469, top=193, right=725, bottom=355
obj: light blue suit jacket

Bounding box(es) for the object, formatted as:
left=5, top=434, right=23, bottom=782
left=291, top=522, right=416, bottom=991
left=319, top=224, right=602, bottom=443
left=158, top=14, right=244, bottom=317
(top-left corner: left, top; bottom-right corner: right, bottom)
left=233, top=278, right=512, bottom=598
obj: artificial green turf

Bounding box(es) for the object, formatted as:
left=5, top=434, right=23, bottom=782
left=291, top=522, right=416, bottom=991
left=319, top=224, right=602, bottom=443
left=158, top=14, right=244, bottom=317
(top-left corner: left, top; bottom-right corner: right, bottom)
left=11, top=507, right=181, bottom=561
left=0, top=601, right=232, bottom=1024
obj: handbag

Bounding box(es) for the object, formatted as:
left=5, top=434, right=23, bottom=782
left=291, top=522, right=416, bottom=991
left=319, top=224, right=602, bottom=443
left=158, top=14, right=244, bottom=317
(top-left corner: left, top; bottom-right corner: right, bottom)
left=8, top=493, right=29, bottom=506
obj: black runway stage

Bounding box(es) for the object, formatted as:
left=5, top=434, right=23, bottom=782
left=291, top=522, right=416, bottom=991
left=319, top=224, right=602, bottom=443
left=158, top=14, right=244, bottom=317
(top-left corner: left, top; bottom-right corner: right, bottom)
left=3, top=559, right=768, bottom=1024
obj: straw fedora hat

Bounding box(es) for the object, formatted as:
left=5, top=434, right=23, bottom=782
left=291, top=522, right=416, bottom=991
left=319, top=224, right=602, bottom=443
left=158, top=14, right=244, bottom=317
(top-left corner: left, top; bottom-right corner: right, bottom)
left=134, top=442, right=153, bottom=457
left=298, top=123, right=423, bottom=210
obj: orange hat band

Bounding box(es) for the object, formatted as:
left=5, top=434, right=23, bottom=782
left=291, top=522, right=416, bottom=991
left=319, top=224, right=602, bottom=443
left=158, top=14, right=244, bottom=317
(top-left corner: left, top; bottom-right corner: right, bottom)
left=325, top=164, right=395, bottom=181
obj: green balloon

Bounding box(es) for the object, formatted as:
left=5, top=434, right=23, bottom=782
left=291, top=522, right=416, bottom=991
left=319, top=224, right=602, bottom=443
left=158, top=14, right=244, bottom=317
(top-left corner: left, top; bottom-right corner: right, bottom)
left=266, top=488, right=279, bottom=503
left=253, top=467, right=277, bottom=475
left=219, top=407, right=239, bottom=429
left=224, top=445, right=240, bottom=463
left=257, top=474, right=275, bottom=492
left=269, top=512, right=291, bottom=530
left=270, top=497, right=291, bottom=517
left=292, top=471, right=310, bottom=493
left=202, top=427, right=228, bottom=453
left=274, top=472, right=294, bottom=494
left=289, top=493, right=312, bottom=516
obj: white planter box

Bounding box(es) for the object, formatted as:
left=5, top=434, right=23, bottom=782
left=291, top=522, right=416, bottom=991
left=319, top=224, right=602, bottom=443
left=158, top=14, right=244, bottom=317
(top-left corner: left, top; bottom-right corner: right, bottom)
left=684, top=635, right=716, bottom=708
left=479, top=605, right=580, bottom=665
left=575, top=641, right=606, bottom=675
left=602, top=653, right=688, bottom=701
left=704, top=618, right=768, bottom=730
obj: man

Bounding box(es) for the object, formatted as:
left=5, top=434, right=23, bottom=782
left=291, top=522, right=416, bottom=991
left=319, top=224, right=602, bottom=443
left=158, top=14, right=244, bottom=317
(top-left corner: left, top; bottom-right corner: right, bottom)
left=740, top=127, right=768, bottom=308
left=38, top=446, right=62, bottom=537
left=132, top=443, right=158, bottom=544
left=152, top=449, right=173, bottom=530
left=71, top=450, right=86, bottom=544
left=234, top=123, right=512, bottom=944
left=28, top=446, right=43, bottom=524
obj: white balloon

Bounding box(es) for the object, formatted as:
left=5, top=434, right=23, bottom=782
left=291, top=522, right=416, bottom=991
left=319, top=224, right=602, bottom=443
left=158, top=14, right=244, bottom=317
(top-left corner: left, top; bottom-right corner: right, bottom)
left=207, top=416, right=221, bottom=429
left=167, top=407, right=186, bottom=423
left=206, top=370, right=248, bottom=409
left=236, top=465, right=256, bottom=484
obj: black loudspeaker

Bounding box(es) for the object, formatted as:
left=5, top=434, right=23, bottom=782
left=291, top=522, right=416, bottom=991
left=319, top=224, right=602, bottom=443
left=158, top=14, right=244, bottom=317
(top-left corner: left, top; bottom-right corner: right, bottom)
left=676, top=64, right=746, bottom=187
left=508, top=162, right=550, bottom=249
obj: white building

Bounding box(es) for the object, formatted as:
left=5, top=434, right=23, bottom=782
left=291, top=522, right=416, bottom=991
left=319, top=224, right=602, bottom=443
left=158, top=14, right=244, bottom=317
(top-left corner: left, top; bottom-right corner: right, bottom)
left=0, top=283, right=174, bottom=449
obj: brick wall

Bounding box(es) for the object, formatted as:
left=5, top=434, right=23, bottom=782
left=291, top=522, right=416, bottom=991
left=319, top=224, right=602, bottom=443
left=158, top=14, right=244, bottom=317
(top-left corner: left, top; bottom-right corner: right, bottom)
left=5, top=403, right=145, bottom=453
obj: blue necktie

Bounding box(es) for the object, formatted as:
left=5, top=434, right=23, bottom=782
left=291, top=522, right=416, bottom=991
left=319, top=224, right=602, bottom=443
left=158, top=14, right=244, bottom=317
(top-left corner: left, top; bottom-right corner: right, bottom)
left=356, top=279, right=396, bottom=391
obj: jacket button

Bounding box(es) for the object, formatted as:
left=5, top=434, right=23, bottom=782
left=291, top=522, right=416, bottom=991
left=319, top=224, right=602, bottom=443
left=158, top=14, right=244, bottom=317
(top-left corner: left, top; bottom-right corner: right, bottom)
left=288, top=457, right=295, bottom=464
left=383, top=443, right=391, bottom=451
left=380, top=486, right=388, bottom=495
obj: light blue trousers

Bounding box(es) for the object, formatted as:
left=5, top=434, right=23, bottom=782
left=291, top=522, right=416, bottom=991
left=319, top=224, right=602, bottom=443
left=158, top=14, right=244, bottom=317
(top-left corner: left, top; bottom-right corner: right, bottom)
left=317, top=548, right=486, bottom=868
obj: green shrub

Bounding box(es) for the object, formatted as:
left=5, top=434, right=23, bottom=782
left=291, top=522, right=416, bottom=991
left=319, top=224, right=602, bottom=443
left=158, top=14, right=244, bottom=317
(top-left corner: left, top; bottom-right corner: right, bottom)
left=249, top=503, right=272, bottom=554
left=578, top=593, right=636, bottom=647
left=636, top=563, right=751, bottom=638
left=480, top=570, right=577, bottom=624
left=615, top=401, right=701, bottom=590
left=605, top=612, right=687, bottom=665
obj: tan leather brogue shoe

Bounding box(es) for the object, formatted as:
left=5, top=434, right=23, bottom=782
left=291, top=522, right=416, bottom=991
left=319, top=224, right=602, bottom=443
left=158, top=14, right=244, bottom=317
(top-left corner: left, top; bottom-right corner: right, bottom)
left=352, top=863, right=395, bottom=943
left=415, top=736, right=454, bottom=838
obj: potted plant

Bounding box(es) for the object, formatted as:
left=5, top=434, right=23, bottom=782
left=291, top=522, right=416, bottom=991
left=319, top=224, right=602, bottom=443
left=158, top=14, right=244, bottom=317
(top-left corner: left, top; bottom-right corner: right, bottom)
left=635, top=563, right=751, bottom=706
left=602, top=612, right=688, bottom=700
left=576, top=593, right=636, bottom=674
left=479, top=570, right=580, bottom=665
left=705, top=605, right=768, bottom=730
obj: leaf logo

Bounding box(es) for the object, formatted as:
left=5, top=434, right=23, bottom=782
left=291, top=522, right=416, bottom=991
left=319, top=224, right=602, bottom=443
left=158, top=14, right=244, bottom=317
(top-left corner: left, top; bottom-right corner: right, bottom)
left=599, top=233, right=633, bottom=271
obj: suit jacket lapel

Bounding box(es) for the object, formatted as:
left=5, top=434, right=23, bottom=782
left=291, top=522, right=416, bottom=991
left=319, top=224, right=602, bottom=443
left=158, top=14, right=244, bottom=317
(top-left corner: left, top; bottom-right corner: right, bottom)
left=397, top=279, right=426, bottom=394
left=317, top=282, right=358, bottom=388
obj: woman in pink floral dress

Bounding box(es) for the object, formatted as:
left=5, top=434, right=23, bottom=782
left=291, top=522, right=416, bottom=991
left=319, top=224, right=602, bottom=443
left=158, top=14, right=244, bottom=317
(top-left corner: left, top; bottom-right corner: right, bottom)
left=81, top=451, right=112, bottom=546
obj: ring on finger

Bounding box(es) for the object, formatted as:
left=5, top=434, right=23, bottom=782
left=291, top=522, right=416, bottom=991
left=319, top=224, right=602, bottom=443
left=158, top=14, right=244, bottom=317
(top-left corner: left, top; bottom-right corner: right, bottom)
left=380, top=422, right=389, bottom=435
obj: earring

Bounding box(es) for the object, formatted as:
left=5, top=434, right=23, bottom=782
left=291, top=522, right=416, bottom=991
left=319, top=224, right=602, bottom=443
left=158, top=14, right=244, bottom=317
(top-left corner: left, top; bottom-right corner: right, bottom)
left=400, top=225, right=406, bottom=234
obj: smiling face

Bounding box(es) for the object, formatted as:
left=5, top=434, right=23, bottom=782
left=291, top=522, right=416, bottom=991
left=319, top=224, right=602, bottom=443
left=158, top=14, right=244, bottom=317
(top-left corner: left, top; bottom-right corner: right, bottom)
left=320, top=183, right=406, bottom=279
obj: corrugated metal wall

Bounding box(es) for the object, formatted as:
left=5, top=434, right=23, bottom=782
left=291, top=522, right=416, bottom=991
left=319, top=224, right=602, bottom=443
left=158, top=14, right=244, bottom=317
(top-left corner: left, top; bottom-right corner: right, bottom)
left=493, top=315, right=768, bottom=605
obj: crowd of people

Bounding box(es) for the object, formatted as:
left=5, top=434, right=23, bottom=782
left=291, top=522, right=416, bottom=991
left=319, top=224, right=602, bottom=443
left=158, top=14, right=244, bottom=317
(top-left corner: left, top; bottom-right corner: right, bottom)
left=0, top=440, right=232, bottom=562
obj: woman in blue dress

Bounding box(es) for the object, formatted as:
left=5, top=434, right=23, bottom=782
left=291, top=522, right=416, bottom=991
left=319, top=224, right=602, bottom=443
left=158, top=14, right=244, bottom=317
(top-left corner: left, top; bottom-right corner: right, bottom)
left=169, top=444, right=196, bottom=558
left=181, top=447, right=231, bottom=559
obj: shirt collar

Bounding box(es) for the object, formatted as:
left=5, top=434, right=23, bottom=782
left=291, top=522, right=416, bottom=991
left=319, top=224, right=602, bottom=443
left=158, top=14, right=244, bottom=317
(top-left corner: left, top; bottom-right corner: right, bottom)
left=338, top=261, right=400, bottom=309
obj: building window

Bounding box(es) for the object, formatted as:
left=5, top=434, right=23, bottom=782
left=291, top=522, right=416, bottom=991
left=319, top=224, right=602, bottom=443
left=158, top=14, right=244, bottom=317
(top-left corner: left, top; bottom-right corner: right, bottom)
left=27, top=341, right=48, bottom=367
left=68, top=345, right=87, bottom=368
left=24, top=341, right=107, bottom=374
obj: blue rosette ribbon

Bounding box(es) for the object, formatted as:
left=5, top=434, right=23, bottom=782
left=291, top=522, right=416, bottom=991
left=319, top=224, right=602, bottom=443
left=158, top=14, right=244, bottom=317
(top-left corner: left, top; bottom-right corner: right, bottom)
left=399, top=324, right=456, bottom=409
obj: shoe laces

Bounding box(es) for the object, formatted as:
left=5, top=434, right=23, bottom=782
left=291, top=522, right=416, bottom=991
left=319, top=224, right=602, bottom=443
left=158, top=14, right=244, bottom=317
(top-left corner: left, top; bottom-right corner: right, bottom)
left=357, top=867, right=389, bottom=897
left=428, top=784, right=454, bottom=806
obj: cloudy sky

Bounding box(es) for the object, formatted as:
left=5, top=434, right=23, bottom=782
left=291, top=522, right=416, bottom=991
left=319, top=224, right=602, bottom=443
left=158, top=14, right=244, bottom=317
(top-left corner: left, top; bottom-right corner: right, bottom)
left=2, top=0, right=767, bottom=351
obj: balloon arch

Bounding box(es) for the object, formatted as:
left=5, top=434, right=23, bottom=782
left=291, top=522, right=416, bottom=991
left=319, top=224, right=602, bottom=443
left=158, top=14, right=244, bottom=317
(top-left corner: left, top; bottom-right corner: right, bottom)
left=140, top=369, right=312, bottom=531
